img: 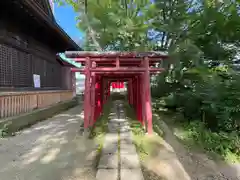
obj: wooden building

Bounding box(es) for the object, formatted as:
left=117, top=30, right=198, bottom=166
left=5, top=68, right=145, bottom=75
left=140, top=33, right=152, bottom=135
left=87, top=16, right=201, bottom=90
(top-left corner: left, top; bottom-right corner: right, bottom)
left=0, top=0, right=80, bottom=118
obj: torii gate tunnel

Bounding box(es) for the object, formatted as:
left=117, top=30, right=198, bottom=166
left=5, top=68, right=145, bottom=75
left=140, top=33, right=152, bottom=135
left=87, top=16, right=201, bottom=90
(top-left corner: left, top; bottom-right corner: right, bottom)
left=65, top=51, right=168, bottom=134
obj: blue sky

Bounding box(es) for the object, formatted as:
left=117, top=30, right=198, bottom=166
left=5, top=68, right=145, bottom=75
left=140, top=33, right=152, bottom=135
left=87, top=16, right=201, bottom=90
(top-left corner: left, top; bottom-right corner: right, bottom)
left=54, top=3, right=84, bottom=44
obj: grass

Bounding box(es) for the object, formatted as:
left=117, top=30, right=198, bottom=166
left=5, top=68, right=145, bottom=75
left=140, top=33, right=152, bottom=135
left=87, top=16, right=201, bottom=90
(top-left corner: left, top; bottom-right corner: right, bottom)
left=88, top=99, right=113, bottom=168
left=0, top=123, right=11, bottom=138
left=89, top=100, right=112, bottom=139
left=124, top=101, right=165, bottom=160
left=152, top=98, right=240, bottom=163
left=174, top=121, right=240, bottom=163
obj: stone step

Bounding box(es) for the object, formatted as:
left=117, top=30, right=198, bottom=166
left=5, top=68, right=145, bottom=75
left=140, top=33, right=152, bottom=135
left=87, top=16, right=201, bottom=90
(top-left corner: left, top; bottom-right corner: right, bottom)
left=120, top=154, right=141, bottom=169
left=120, top=144, right=137, bottom=154
left=121, top=169, right=144, bottom=180
left=120, top=138, right=133, bottom=144
left=96, top=169, right=118, bottom=180
left=96, top=100, right=144, bottom=180
left=102, top=142, right=118, bottom=154
left=119, top=129, right=131, bottom=133
left=120, top=132, right=132, bottom=140
left=110, top=119, right=127, bottom=123
left=104, top=134, right=118, bottom=142
left=108, top=129, right=119, bottom=133
left=108, top=124, right=121, bottom=129
left=98, top=154, right=119, bottom=169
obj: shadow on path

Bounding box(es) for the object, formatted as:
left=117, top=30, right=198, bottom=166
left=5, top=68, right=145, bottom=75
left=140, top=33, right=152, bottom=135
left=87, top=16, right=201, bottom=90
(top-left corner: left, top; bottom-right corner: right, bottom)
left=0, top=106, right=99, bottom=180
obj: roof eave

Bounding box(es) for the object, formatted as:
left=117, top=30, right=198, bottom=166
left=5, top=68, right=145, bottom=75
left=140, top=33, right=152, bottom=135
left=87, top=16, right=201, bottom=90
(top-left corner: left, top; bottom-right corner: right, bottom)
left=21, top=0, right=82, bottom=51
left=56, top=55, right=78, bottom=68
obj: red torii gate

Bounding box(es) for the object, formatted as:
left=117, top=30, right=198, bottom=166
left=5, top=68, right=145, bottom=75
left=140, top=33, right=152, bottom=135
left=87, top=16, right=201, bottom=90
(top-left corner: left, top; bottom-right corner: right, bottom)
left=111, top=82, right=124, bottom=89
left=65, top=51, right=167, bottom=134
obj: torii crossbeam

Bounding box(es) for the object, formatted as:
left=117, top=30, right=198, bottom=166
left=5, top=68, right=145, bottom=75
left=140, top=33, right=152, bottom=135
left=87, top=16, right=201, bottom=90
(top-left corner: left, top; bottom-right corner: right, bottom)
left=65, top=51, right=168, bottom=134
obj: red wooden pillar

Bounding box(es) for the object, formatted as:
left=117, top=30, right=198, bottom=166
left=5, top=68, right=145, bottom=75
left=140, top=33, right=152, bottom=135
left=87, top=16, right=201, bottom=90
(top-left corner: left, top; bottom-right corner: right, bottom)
left=132, top=79, right=135, bottom=111
left=136, top=77, right=139, bottom=120
left=95, top=77, right=102, bottom=116
left=133, top=77, right=137, bottom=112
left=94, top=80, right=98, bottom=122
left=93, top=77, right=97, bottom=123
left=129, top=79, right=133, bottom=105
left=104, top=79, right=108, bottom=103
left=136, top=76, right=140, bottom=121
left=105, top=80, right=107, bottom=102
left=108, top=80, right=110, bottom=99
left=90, top=73, right=96, bottom=126
left=105, top=80, right=108, bottom=102
left=103, top=80, right=106, bottom=105
left=84, top=57, right=91, bottom=129
left=144, top=57, right=153, bottom=134
left=98, top=77, right=102, bottom=116
left=100, top=77, right=103, bottom=114
left=127, top=80, right=130, bottom=104
left=95, top=77, right=101, bottom=121
left=102, top=78, right=105, bottom=105
left=108, top=81, right=110, bottom=98
left=138, top=75, right=143, bottom=123
left=141, top=73, right=146, bottom=126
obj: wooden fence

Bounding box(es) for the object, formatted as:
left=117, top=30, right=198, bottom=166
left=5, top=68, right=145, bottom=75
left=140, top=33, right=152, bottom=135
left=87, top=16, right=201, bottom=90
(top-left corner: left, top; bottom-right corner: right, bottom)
left=0, top=90, right=74, bottom=118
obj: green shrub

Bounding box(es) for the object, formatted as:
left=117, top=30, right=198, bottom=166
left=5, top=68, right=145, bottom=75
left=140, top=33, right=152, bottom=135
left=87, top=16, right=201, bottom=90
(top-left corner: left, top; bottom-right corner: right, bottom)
left=0, top=123, right=10, bottom=138
left=181, top=121, right=240, bottom=162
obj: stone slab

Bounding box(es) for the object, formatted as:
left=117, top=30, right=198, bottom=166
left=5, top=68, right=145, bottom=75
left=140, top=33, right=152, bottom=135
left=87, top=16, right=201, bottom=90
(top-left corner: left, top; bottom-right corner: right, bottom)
left=119, top=125, right=130, bottom=129
left=108, top=121, right=121, bottom=125
left=119, top=122, right=129, bottom=126
left=120, top=131, right=132, bottom=136
left=120, top=154, right=141, bottom=169
left=108, top=116, right=118, bottom=119
left=121, top=169, right=144, bottom=180
left=114, top=118, right=127, bottom=123
left=108, top=125, right=120, bottom=131
left=102, top=143, right=118, bottom=154
left=120, top=132, right=132, bottom=140
left=120, top=148, right=137, bottom=155
left=120, top=128, right=130, bottom=133
left=119, top=127, right=130, bottom=130
left=120, top=144, right=137, bottom=154
left=108, top=129, right=119, bottom=133
left=104, top=134, right=119, bottom=143
left=96, top=169, right=118, bottom=180
left=98, top=154, right=118, bottom=169
left=120, top=141, right=134, bottom=147
left=105, top=133, right=119, bottom=140
left=108, top=121, right=120, bottom=125
left=120, top=138, right=133, bottom=145
left=109, top=118, right=120, bottom=122
left=108, top=126, right=119, bottom=131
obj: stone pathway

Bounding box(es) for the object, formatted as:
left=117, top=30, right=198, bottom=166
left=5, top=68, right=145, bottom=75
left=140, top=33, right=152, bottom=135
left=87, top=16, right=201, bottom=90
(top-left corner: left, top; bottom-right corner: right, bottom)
left=0, top=106, right=98, bottom=180
left=96, top=100, right=144, bottom=180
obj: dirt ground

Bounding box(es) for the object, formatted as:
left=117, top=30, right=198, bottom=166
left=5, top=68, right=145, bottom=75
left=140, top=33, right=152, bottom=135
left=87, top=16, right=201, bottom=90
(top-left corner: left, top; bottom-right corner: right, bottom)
left=142, top=117, right=240, bottom=180
left=0, top=106, right=98, bottom=180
